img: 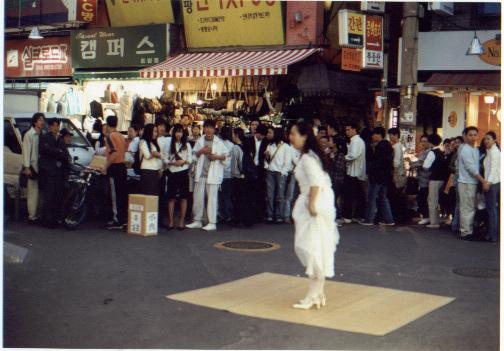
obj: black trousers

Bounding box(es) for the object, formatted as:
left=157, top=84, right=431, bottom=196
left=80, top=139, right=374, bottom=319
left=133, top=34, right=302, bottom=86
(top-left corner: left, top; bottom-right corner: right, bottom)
left=108, top=163, right=128, bottom=224
left=417, top=186, right=429, bottom=218
left=42, top=174, right=64, bottom=225
left=140, top=169, right=161, bottom=196
left=232, top=178, right=254, bottom=226
left=342, top=175, right=366, bottom=219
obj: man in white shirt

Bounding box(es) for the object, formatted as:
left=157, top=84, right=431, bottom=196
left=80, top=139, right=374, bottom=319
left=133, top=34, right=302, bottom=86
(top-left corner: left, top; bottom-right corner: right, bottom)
left=22, top=113, right=45, bottom=223
left=342, top=122, right=367, bottom=223
left=186, top=119, right=228, bottom=231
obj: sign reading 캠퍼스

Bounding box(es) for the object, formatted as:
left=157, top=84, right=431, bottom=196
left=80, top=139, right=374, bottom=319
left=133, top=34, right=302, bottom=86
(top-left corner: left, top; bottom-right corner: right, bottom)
left=5, top=37, right=72, bottom=78
left=105, top=0, right=175, bottom=27
left=71, top=24, right=169, bottom=69
left=182, top=0, right=284, bottom=48
left=363, top=15, right=383, bottom=69
left=338, top=10, right=364, bottom=47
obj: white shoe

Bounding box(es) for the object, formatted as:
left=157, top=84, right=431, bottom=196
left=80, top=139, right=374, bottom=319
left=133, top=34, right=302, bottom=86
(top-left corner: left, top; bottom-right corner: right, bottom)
left=418, top=218, right=430, bottom=225
left=319, top=293, right=327, bottom=307
left=379, top=222, right=395, bottom=226
left=186, top=221, right=203, bottom=229
left=426, top=224, right=440, bottom=229
left=293, top=296, right=322, bottom=310
left=202, top=223, right=217, bottom=231
left=341, top=218, right=352, bottom=224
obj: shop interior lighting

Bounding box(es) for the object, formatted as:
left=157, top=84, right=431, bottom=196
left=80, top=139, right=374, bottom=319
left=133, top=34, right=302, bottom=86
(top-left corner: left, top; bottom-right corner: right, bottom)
left=484, top=95, right=495, bottom=104
left=167, top=83, right=175, bottom=91
left=196, top=100, right=203, bottom=106
left=466, top=31, right=484, bottom=55
left=211, top=83, right=218, bottom=91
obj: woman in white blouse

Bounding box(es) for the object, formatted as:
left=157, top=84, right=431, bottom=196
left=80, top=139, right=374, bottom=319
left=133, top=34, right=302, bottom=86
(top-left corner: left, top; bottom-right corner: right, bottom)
left=165, top=124, right=193, bottom=230
left=483, top=131, right=500, bottom=242
left=264, top=128, right=291, bottom=224
left=289, top=121, right=339, bottom=310
left=139, top=124, right=163, bottom=196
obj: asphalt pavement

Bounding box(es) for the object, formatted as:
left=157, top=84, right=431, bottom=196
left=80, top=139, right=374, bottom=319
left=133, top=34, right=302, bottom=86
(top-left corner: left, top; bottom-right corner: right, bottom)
left=3, top=220, right=500, bottom=350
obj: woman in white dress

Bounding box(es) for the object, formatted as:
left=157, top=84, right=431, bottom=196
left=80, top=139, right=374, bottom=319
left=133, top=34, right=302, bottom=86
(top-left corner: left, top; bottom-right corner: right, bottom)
left=290, top=121, right=340, bottom=310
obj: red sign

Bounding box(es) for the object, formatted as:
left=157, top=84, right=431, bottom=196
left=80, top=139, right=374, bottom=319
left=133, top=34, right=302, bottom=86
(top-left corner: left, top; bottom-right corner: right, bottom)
left=365, top=15, right=383, bottom=51
left=77, top=0, right=98, bottom=24
left=341, top=47, right=362, bottom=72
left=5, top=37, right=72, bottom=78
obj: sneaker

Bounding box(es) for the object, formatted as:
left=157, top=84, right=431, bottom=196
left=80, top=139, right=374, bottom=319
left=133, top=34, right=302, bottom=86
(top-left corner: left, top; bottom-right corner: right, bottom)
left=359, top=221, right=374, bottom=226
left=341, top=218, right=352, bottom=224
left=186, top=221, right=203, bottom=229
left=202, top=223, right=217, bottom=231
left=418, top=218, right=430, bottom=225
left=379, top=222, right=396, bottom=226
left=266, top=218, right=274, bottom=224
left=352, top=218, right=364, bottom=224
left=426, top=224, right=440, bottom=229
left=275, top=219, right=284, bottom=224
left=106, top=221, right=124, bottom=230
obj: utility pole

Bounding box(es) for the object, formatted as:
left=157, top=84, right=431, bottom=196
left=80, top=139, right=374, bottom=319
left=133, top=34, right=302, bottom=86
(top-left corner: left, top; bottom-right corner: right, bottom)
left=399, top=2, right=419, bottom=128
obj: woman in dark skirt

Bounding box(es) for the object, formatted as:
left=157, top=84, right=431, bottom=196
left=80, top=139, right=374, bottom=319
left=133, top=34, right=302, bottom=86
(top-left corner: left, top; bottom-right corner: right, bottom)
left=165, top=124, right=193, bottom=230
left=139, top=124, right=163, bottom=196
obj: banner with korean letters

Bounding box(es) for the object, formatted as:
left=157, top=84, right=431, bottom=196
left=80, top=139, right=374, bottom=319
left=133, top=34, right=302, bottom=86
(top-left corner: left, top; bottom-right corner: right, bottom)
left=362, top=15, right=383, bottom=69
left=71, top=24, right=169, bottom=69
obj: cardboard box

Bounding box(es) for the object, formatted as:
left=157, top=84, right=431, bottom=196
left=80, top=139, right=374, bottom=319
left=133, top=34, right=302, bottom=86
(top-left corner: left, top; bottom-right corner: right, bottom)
left=89, top=155, right=107, bottom=170
left=128, top=194, right=158, bottom=236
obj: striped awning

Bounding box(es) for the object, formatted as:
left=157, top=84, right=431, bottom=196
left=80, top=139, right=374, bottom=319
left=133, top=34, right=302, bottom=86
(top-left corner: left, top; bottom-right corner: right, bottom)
left=140, top=48, right=320, bottom=79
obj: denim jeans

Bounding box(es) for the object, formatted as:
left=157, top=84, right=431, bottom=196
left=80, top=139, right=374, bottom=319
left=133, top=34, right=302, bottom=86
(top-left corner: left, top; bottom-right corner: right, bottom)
left=266, top=171, right=287, bottom=221
left=484, top=183, right=500, bottom=241
left=219, top=178, right=233, bottom=221
left=365, top=182, right=394, bottom=224
left=284, top=172, right=298, bottom=220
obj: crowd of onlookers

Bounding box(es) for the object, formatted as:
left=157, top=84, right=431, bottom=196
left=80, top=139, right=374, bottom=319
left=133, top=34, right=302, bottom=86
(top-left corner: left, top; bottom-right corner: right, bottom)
left=20, top=112, right=500, bottom=242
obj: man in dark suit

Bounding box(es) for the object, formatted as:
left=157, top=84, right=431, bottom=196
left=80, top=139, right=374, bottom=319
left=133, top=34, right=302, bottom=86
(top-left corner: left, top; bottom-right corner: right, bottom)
left=39, top=118, right=68, bottom=228
left=244, top=124, right=268, bottom=222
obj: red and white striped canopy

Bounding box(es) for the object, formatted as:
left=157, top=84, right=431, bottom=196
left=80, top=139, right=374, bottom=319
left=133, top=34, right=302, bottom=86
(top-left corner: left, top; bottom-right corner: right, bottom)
left=140, top=48, right=320, bottom=79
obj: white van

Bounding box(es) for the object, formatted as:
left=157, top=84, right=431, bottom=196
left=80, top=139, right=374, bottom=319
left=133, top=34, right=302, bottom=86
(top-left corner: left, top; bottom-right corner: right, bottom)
left=4, top=113, right=95, bottom=206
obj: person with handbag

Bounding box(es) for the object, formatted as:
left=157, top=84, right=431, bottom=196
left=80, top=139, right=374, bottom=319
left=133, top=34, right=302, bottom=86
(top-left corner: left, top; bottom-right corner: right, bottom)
left=138, top=124, right=163, bottom=196
left=360, top=127, right=395, bottom=226
left=422, top=134, right=450, bottom=229
left=264, top=128, right=290, bottom=224
left=165, top=124, right=192, bottom=230
left=22, top=112, right=45, bottom=224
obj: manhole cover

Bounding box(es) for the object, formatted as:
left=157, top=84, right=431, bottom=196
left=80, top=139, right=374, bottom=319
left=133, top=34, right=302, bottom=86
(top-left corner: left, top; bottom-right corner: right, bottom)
left=214, top=241, right=280, bottom=252
left=453, top=267, right=499, bottom=279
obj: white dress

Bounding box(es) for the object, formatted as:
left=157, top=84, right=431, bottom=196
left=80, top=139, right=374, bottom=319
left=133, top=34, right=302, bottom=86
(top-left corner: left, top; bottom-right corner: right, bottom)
left=293, top=151, right=340, bottom=278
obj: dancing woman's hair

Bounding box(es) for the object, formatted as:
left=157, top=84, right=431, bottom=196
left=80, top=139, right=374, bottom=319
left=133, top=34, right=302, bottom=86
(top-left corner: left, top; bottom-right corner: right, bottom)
left=294, top=121, right=331, bottom=174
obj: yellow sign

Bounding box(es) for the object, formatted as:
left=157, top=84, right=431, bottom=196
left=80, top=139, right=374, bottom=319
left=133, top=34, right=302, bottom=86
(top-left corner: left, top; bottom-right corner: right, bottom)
left=106, top=0, right=175, bottom=27
left=347, top=12, right=364, bottom=35
left=182, top=0, right=284, bottom=48
left=338, top=10, right=364, bottom=47
left=479, top=39, right=501, bottom=66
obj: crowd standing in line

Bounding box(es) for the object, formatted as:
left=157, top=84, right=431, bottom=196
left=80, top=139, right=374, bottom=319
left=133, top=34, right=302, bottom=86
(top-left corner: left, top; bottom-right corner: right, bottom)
left=20, top=112, right=500, bottom=242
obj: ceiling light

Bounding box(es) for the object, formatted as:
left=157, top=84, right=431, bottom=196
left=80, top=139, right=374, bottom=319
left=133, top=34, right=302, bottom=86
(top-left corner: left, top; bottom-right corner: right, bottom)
left=29, top=26, right=43, bottom=39
left=211, top=83, right=218, bottom=91
left=167, top=83, right=175, bottom=91
left=484, top=95, right=495, bottom=104
left=466, top=31, right=484, bottom=55
left=196, top=99, right=203, bottom=106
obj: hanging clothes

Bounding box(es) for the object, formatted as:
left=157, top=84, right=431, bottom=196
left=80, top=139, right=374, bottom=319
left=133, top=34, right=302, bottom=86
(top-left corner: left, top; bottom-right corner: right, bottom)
left=47, top=94, right=57, bottom=113
left=66, top=87, right=80, bottom=115
left=118, top=91, right=133, bottom=132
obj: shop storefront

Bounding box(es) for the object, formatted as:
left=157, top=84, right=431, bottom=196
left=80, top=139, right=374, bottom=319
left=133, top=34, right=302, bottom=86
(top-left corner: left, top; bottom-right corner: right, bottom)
left=418, top=30, right=501, bottom=142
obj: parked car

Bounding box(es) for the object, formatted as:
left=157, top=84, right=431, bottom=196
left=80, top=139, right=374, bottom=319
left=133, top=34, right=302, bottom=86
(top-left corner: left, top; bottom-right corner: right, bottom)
left=4, top=113, right=95, bottom=208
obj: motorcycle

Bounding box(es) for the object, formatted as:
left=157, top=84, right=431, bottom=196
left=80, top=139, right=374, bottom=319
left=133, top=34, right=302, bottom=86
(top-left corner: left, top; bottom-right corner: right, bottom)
left=62, top=163, right=102, bottom=230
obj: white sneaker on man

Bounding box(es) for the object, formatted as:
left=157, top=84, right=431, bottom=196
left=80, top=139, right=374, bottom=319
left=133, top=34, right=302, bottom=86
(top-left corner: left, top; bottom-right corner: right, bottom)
left=186, top=221, right=203, bottom=229
left=418, top=218, right=430, bottom=225
left=341, top=218, right=352, bottom=224
left=202, top=223, right=217, bottom=231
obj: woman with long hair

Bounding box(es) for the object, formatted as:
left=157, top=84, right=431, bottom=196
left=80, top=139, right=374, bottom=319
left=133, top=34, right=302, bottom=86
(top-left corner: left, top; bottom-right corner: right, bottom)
left=165, top=124, right=193, bottom=230
left=139, top=123, right=163, bottom=196
left=264, top=127, right=290, bottom=223
left=483, top=131, right=500, bottom=242
left=289, top=121, right=339, bottom=310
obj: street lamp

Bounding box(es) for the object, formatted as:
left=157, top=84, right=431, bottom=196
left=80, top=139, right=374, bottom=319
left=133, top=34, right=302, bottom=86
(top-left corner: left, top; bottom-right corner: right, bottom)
left=466, top=31, right=484, bottom=55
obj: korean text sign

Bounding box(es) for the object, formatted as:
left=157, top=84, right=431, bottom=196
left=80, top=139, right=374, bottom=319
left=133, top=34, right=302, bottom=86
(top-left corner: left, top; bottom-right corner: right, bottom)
left=5, top=37, right=72, bottom=78
left=71, top=25, right=169, bottom=69
left=338, top=10, right=364, bottom=47
left=182, top=0, right=284, bottom=48
left=105, top=0, right=174, bottom=27
left=77, top=0, right=98, bottom=24
left=363, top=15, right=383, bottom=69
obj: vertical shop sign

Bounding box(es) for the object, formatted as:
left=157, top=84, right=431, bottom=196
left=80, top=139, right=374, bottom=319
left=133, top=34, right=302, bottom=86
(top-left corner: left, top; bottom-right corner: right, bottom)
left=182, top=0, right=284, bottom=48
left=5, top=37, right=72, bottom=77
left=341, top=47, right=362, bottom=71
left=76, top=0, right=98, bottom=24
left=338, top=10, right=364, bottom=47
left=71, top=25, right=169, bottom=68
left=363, top=15, right=383, bottom=69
